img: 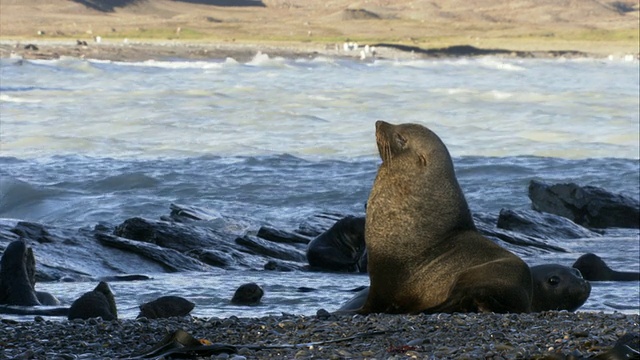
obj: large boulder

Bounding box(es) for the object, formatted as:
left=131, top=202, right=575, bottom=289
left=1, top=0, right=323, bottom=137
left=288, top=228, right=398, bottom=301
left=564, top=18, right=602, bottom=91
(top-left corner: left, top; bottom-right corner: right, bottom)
left=528, top=180, right=640, bottom=229
left=497, top=209, right=601, bottom=239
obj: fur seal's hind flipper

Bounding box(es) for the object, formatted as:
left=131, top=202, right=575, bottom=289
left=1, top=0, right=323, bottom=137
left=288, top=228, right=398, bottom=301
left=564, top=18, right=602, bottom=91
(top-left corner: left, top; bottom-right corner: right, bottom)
left=0, top=305, right=69, bottom=316
left=130, top=329, right=237, bottom=359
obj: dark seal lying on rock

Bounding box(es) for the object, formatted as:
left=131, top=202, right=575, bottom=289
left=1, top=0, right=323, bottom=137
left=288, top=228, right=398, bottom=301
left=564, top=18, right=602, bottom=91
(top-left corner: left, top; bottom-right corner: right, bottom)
left=138, top=295, right=195, bottom=319
left=306, top=215, right=367, bottom=272
left=573, top=253, right=640, bottom=281
left=360, top=121, right=532, bottom=314
left=68, top=281, right=117, bottom=321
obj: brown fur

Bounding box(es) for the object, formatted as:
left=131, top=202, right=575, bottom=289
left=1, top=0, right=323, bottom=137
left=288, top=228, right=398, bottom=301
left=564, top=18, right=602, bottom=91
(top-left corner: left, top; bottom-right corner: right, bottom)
left=360, top=121, right=532, bottom=314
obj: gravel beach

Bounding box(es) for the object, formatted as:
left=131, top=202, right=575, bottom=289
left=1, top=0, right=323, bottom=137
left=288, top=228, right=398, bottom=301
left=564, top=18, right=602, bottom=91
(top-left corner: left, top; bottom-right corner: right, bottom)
left=1, top=311, right=638, bottom=359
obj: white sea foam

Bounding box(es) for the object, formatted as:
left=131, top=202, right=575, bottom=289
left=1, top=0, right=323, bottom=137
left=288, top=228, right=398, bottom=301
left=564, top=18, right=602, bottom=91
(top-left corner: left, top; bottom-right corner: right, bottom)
left=0, top=94, right=40, bottom=103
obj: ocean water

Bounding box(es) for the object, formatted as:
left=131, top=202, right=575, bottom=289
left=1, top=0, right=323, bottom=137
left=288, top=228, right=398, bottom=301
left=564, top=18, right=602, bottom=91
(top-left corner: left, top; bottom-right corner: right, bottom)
left=0, top=53, right=638, bottom=320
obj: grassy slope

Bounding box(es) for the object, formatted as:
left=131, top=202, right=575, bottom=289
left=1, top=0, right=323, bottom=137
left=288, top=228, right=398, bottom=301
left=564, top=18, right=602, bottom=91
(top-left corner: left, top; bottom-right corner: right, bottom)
left=0, top=0, right=638, bottom=54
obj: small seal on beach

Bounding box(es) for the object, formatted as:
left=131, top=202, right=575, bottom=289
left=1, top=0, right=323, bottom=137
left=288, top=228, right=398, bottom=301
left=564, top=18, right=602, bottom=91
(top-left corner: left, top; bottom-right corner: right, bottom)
left=68, top=281, right=117, bottom=321
left=306, top=216, right=367, bottom=272
left=138, top=295, right=195, bottom=319
left=360, top=121, right=532, bottom=314
left=530, top=264, right=591, bottom=312
left=36, top=291, right=61, bottom=306
left=338, top=264, right=589, bottom=313
left=231, top=282, right=264, bottom=305
left=0, top=240, right=41, bottom=306
left=572, top=253, right=640, bottom=281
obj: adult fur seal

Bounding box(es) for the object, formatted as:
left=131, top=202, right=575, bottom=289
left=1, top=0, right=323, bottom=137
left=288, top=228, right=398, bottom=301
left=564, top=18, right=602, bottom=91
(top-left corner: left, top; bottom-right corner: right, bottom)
left=530, top=264, right=591, bottom=312
left=338, top=264, right=589, bottom=313
left=0, top=240, right=41, bottom=306
left=572, top=253, right=640, bottom=281
left=360, top=121, right=532, bottom=314
left=68, top=281, right=117, bottom=320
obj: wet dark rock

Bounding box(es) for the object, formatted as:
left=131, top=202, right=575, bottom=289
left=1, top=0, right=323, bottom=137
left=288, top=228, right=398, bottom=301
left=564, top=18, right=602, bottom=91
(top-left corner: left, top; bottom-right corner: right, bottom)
left=497, top=209, right=602, bottom=239
left=187, top=248, right=244, bottom=269
left=528, top=180, right=640, bottom=229
left=263, top=260, right=305, bottom=272
left=235, top=235, right=306, bottom=262
left=68, top=282, right=117, bottom=321
left=114, top=217, right=235, bottom=253
left=10, top=222, right=54, bottom=244
left=256, top=226, right=311, bottom=245
left=137, top=295, right=195, bottom=319
left=231, top=282, right=264, bottom=305
left=165, top=203, right=222, bottom=223
left=98, top=274, right=152, bottom=282
left=474, top=214, right=568, bottom=254
left=96, top=233, right=211, bottom=272
left=294, top=212, right=347, bottom=237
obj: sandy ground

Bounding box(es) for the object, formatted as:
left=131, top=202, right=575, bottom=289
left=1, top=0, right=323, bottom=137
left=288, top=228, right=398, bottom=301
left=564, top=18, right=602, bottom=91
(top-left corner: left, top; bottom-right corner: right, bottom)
left=0, top=0, right=638, bottom=61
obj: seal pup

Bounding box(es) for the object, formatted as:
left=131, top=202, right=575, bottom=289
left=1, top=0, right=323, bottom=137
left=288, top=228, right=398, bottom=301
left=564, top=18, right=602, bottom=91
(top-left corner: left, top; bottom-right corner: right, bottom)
left=338, top=265, right=589, bottom=313
left=530, top=264, right=591, bottom=312
left=306, top=216, right=367, bottom=272
left=360, top=121, right=532, bottom=314
left=68, top=281, right=117, bottom=320
left=572, top=253, right=640, bottom=281
left=231, top=282, right=264, bottom=305
left=138, top=295, right=195, bottom=319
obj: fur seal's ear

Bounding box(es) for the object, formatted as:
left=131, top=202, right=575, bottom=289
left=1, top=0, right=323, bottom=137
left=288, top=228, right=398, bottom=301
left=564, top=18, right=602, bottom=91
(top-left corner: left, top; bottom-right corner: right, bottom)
left=418, top=154, right=427, bottom=167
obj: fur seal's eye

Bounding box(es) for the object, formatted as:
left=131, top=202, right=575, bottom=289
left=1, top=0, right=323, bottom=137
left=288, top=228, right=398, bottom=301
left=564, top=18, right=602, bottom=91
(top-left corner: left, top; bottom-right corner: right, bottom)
left=395, top=133, right=407, bottom=148
left=548, top=276, right=560, bottom=286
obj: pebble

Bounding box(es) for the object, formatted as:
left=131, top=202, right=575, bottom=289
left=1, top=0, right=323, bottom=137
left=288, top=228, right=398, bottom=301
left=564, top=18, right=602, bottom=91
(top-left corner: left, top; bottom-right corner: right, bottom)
left=0, top=311, right=636, bottom=359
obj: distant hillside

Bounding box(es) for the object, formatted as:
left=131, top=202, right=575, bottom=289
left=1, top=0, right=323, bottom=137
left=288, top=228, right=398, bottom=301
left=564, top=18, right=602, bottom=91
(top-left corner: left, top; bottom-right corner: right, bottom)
left=1, top=0, right=637, bottom=54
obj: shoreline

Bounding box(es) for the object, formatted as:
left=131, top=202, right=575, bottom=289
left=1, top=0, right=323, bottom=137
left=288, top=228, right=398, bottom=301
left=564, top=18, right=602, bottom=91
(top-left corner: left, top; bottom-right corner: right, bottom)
left=1, top=38, right=637, bottom=63
left=1, top=311, right=638, bottom=359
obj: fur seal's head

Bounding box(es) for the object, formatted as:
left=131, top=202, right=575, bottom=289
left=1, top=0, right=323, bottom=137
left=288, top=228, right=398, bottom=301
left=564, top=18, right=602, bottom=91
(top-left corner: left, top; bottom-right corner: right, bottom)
left=231, top=282, right=264, bottom=305
left=531, top=264, right=591, bottom=312
left=375, top=120, right=454, bottom=173
left=572, top=253, right=610, bottom=280
left=1, top=240, right=28, bottom=275
left=95, top=281, right=118, bottom=319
